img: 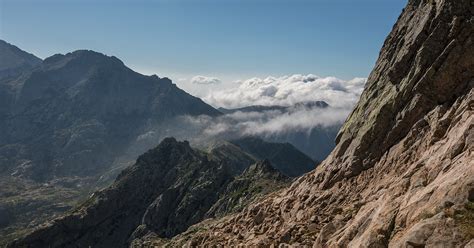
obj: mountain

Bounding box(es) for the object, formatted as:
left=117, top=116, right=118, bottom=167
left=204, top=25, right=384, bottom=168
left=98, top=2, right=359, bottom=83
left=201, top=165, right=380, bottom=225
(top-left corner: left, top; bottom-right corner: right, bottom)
left=0, top=40, right=42, bottom=80
left=0, top=49, right=221, bottom=181
left=9, top=138, right=290, bottom=248
left=217, top=100, right=328, bottom=114
left=0, top=48, right=221, bottom=243
left=139, top=0, right=473, bottom=246
left=218, top=101, right=339, bottom=161
left=228, top=137, right=316, bottom=177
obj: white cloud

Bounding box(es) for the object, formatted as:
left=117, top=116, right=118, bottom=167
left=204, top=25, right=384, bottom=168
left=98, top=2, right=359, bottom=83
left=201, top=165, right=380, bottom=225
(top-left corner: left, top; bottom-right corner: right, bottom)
left=203, top=74, right=366, bottom=109
left=191, top=75, right=222, bottom=85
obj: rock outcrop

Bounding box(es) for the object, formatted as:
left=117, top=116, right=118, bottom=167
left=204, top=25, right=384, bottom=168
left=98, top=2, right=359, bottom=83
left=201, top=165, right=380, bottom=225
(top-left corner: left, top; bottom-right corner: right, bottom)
left=9, top=138, right=290, bottom=248
left=156, top=0, right=474, bottom=246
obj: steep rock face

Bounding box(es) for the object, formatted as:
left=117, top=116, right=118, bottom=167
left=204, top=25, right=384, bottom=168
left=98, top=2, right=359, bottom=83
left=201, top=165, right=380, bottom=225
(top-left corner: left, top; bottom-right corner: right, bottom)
left=161, top=0, right=474, bottom=246
left=9, top=138, right=290, bottom=248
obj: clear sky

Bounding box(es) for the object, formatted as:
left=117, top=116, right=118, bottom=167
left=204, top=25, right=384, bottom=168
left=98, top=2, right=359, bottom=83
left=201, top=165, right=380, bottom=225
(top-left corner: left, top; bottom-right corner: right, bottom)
left=0, top=0, right=406, bottom=93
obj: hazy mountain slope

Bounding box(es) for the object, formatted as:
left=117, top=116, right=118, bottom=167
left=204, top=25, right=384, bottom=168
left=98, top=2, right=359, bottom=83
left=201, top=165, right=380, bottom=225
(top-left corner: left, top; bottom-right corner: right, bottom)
left=229, top=137, right=316, bottom=177
left=0, top=40, right=42, bottom=142
left=156, top=0, right=474, bottom=246
left=217, top=100, right=328, bottom=114
left=0, top=50, right=221, bottom=181
left=217, top=101, right=338, bottom=161
left=0, top=40, right=42, bottom=80
left=9, top=138, right=290, bottom=248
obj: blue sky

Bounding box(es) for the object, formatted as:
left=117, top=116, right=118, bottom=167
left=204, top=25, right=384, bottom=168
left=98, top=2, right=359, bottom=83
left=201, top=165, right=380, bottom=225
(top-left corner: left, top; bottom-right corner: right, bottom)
left=0, top=0, right=406, bottom=94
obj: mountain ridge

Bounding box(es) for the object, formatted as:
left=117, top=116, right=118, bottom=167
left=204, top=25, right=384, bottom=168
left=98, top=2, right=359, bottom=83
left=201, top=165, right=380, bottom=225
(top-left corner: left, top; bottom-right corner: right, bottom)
left=8, top=138, right=291, bottom=248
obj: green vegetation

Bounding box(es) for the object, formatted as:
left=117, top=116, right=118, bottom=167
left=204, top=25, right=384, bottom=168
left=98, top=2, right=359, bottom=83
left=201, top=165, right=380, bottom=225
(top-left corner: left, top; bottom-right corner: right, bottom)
left=454, top=201, right=474, bottom=239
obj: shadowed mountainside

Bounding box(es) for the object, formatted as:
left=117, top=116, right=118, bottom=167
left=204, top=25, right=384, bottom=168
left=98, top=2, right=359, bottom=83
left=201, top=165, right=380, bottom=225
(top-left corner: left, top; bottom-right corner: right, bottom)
left=8, top=138, right=290, bottom=248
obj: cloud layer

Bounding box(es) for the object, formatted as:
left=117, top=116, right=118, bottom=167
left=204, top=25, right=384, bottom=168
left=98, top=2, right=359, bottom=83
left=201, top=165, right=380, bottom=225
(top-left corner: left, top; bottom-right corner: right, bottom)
left=178, top=105, right=349, bottom=139
left=203, top=74, right=366, bottom=109
left=191, top=75, right=222, bottom=85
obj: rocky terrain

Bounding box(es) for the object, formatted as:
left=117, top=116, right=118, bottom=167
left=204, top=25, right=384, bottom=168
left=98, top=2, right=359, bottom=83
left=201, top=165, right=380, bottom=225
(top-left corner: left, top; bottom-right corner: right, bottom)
left=8, top=138, right=291, bottom=248
left=136, top=0, right=473, bottom=246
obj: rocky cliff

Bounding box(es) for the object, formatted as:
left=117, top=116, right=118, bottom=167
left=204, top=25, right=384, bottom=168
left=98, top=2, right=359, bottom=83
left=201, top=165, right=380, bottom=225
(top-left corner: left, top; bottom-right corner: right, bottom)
left=156, top=0, right=474, bottom=246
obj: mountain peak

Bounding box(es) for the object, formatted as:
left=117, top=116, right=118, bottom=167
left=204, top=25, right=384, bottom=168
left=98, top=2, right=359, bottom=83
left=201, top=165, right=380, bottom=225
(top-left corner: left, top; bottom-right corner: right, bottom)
left=42, top=49, right=125, bottom=69
left=0, top=39, right=42, bottom=78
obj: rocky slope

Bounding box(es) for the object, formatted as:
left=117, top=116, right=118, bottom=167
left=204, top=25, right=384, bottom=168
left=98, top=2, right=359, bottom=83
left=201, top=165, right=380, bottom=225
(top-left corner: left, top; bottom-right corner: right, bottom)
left=8, top=138, right=291, bottom=248
left=152, top=0, right=474, bottom=246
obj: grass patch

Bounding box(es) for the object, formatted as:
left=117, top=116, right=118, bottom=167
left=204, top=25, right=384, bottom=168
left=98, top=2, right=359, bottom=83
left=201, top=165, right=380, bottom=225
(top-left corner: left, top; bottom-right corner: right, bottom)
left=454, top=201, right=474, bottom=239
left=419, top=210, right=435, bottom=220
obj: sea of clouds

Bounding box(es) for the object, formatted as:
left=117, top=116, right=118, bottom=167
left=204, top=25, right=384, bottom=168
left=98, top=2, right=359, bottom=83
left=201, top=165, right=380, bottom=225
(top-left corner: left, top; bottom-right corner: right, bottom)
left=201, top=74, right=366, bottom=110
left=178, top=74, right=367, bottom=138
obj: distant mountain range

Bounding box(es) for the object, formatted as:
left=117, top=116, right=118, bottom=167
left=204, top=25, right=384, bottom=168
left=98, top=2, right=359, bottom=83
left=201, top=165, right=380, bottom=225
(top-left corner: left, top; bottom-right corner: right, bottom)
left=217, top=100, right=329, bottom=114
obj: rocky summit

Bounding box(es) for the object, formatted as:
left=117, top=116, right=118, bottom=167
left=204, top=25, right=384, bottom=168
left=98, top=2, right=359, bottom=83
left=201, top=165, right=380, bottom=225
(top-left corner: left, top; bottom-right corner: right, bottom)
left=145, top=0, right=473, bottom=246
left=8, top=138, right=291, bottom=248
